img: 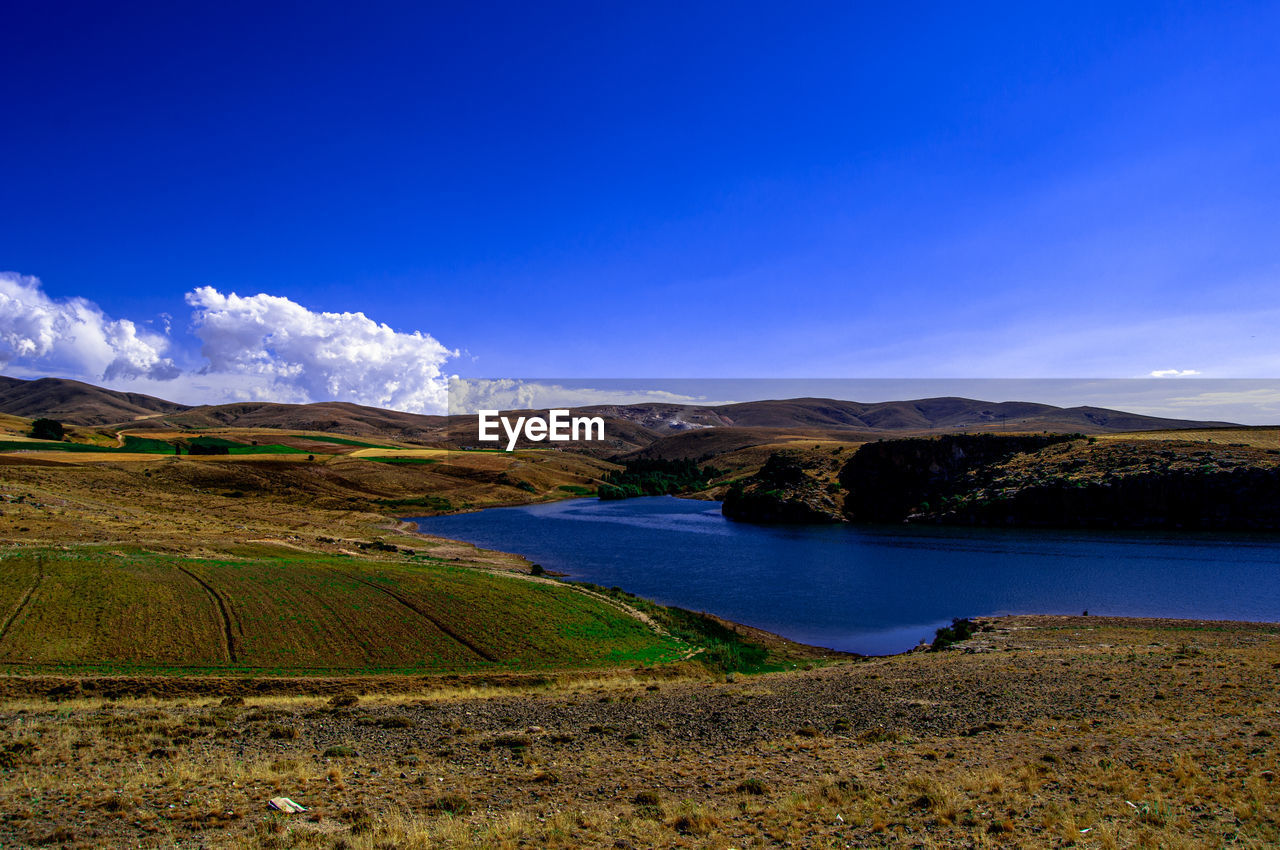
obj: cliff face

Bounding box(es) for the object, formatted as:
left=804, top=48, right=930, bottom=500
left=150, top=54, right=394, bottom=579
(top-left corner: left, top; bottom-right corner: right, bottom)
left=933, top=467, right=1280, bottom=529
left=838, top=434, right=1077, bottom=523
left=721, top=452, right=845, bottom=524
left=837, top=435, right=1280, bottom=530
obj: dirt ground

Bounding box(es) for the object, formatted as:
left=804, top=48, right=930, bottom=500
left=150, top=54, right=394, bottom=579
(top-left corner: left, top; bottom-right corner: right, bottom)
left=1, top=615, right=1277, bottom=849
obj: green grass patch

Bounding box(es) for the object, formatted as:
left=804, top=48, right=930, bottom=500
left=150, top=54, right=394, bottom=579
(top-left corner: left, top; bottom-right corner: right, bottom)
left=304, top=435, right=392, bottom=448
left=121, top=435, right=178, bottom=453
left=376, top=495, right=453, bottom=511
left=225, top=444, right=310, bottom=455
left=0, top=547, right=684, bottom=674
left=187, top=436, right=243, bottom=448
left=0, top=434, right=308, bottom=457
left=557, top=485, right=595, bottom=496
left=571, top=582, right=778, bottom=674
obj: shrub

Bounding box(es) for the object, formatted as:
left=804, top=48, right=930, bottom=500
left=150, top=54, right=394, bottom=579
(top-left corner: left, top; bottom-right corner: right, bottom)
left=671, top=808, right=719, bottom=835
left=493, top=733, right=531, bottom=749
left=376, top=715, right=414, bottom=729
left=429, top=795, right=471, bottom=815
left=736, top=778, right=769, bottom=795
left=29, top=418, right=64, bottom=441
left=931, top=617, right=980, bottom=650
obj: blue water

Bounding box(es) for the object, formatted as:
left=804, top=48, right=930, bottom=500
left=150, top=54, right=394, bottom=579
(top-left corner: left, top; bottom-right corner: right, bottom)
left=411, top=496, right=1280, bottom=655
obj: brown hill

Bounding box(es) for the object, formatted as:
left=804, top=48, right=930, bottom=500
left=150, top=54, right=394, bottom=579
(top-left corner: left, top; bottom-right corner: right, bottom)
left=619, top=426, right=877, bottom=463
left=707, top=397, right=1234, bottom=433
left=134, top=401, right=451, bottom=442
left=0, top=376, right=189, bottom=425
left=0, top=377, right=1239, bottom=447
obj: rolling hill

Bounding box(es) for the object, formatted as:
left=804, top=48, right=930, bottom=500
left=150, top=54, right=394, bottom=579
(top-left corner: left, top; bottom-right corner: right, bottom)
left=0, top=376, right=1239, bottom=453
left=0, top=376, right=188, bottom=425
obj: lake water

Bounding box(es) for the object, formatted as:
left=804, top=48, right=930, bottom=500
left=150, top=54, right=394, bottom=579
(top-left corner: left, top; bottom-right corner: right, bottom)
left=411, top=496, right=1280, bottom=655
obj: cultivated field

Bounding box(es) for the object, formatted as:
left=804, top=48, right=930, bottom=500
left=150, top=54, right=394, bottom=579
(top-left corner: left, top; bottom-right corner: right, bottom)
left=0, top=548, right=686, bottom=674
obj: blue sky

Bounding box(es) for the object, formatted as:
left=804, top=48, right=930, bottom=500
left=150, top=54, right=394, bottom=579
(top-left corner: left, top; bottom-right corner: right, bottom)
left=2, top=1, right=1278, bottom=411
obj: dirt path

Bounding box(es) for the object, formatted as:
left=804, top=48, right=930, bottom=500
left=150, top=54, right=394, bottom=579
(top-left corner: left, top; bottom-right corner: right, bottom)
left=175, top=564, right=242, bottom=663
left=329, top=567, right=498, bottom=663
left=0, top=557, right=42, bottom=649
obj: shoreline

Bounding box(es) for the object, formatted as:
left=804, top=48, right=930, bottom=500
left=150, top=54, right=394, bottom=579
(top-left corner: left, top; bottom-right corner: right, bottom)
left=404, top=497, right=1280, bottom=659
left=3, top=614, right=1277, bottom=698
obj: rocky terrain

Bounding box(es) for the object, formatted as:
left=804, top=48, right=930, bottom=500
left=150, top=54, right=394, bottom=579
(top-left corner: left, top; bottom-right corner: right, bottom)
left=1, top=616, right=1276, bottom=848
left=923, top=438, right=1280, bottom=529
left=725, top=434, right=1280, bottom=530
left=721, top=451, right=846, bottom=523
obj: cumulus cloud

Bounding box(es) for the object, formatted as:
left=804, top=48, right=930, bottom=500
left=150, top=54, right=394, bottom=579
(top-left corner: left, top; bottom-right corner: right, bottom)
left=185, top=286, right=456, bottom=413
left=1149, top=369, right=1201, bottom=378
left=0, top=272, right=178, bottom=381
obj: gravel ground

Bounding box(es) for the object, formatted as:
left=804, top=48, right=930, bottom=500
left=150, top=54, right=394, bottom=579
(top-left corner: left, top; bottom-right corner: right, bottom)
left=2, top=615, right=1278, bottom=848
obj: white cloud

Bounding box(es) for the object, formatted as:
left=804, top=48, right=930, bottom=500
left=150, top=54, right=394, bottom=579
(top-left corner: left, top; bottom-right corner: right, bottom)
left=1149, top=369, right=1201, bottom=378
left=0, top=272, right=178, bottom=381
left=446, top=378, right=719, bottom=414
left=1161, top=388, right=1280, bottom=409
left=185, top=286, right=457, bottom=413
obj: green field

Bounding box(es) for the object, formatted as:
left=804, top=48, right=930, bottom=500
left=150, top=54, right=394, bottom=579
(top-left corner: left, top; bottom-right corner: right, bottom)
left=120, top=435, right=176, bottom=453
left=0, top=435, right=310, bottom=457
left=223, top=444, right=310, bottom=455
left=557, top=484, right=596, bottom=496
left=0, top=548, right=686, bottom=674
left=303, top=434, right=393, bottom=448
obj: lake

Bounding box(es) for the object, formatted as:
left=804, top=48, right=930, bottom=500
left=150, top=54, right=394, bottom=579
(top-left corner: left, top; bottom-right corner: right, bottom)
left=411, top=496, right=1280, bottom=655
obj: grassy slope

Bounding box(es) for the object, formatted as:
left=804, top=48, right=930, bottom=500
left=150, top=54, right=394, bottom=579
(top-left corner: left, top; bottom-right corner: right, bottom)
left=0, top=548, right=683, bottom=674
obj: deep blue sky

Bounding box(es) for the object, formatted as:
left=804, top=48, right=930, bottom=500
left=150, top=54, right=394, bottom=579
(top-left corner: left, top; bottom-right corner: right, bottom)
left=3, top=1, right=1279, bottom=385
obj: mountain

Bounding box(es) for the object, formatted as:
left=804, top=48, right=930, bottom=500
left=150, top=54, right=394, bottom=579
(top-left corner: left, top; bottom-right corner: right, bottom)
left=0, top=376, right=189, bottom=425
left=133, top=401, right=450, bottom=442
left=692, top=397, right=1232, bottom=434
left=0, top=376, right=1239, bottom=444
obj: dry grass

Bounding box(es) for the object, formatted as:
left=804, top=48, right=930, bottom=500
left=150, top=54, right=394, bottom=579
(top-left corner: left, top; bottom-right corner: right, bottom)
left=1104, top=427, right=1280, bottom=449
left=0, top=618, right=1275, bottom=848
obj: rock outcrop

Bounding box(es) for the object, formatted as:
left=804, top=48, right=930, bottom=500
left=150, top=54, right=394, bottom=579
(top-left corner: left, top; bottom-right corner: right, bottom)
left=722, top=452, right=845, bottom=524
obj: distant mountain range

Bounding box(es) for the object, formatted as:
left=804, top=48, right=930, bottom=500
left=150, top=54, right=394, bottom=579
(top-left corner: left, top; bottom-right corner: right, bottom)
left=0, top=376, right=1238, bottom=451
